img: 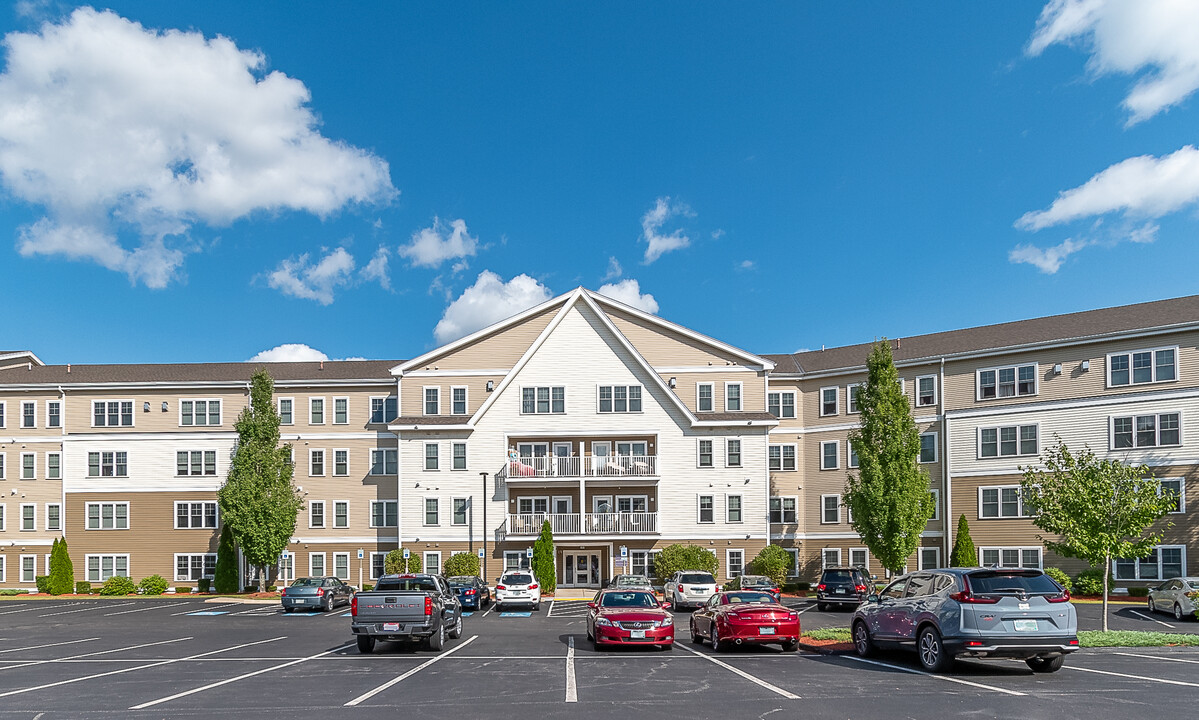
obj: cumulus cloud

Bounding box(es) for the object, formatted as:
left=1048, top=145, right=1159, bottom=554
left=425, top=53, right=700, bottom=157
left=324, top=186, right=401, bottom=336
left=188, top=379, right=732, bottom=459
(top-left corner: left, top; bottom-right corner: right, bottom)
left=399, top=217, right=478, bottom=268
left=0, top=8, right=395, bottom=287
left=1008, top=238, right=1090, bottom=274
left=248, top=343, right=330, bottom=362
left=359, top=245, right=391, bottom=291
left=267, top=247, right=356, bottom=305
left=596, top=278, right=659, bottom=314
left=641, top=197, right=693, bottom=263
left=603, top=256, right=623, bottom=281
left=1028, top=0, right=1199, bottom=125
left=434, top=271, right=553, bottom=344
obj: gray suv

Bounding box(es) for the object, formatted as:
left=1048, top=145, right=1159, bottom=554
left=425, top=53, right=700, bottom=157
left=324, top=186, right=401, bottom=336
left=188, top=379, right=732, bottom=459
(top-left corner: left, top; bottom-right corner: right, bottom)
left=851, top=567, right=1078, bottom=673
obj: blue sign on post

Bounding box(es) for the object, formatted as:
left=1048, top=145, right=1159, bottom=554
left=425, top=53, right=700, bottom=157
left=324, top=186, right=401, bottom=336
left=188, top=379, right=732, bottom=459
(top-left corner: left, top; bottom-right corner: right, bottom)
left=403, top=548, right=410, bottom=559
left=526, top=547, right=533, bottom=559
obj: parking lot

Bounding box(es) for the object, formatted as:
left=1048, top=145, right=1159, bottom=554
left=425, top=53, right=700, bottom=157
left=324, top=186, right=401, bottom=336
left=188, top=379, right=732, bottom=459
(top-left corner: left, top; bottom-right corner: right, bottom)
left=0, top=596, right=1196, bottom=718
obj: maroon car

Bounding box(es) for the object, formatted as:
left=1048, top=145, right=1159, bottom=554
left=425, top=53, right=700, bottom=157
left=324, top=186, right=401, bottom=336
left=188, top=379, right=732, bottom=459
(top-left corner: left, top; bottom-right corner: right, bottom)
left=689, top=591, right=800, bottom=652
left=586, top=589, right=674, bottom=650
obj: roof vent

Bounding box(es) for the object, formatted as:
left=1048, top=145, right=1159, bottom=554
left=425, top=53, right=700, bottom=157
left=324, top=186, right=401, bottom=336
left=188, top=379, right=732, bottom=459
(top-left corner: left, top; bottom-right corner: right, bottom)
left=67, top=364, right=71, bottom=373
left=319, top=360, right=324, bottom=370
left=27, top=362, right=31, bottom=370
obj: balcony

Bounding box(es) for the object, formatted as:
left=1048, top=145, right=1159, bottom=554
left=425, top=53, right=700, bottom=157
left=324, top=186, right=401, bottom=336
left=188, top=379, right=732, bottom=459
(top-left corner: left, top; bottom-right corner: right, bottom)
left=502, top=512, right=658, bottom=538
left=502, top=455, right=658, bottom=479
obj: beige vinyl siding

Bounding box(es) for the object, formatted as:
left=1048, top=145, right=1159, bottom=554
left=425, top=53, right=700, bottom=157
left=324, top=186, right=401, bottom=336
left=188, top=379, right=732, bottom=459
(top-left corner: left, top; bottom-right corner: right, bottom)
left=399, top=376, right=500, bottom=418
left=293, top=437, right=399, bottom=538
left=604, top=308, right=750, bottom=368
left=665, top=371, right=768, bottom=413
left=416, top=307, right=559, bottom=372
left=65, top=390, right=247, bottom=434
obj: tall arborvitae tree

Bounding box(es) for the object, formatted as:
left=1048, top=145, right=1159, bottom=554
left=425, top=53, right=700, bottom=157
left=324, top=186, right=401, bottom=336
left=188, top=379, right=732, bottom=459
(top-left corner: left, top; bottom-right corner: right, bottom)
left=844, top=339, right=936, bottom=575
left=532, top=520, right=557, bottom=592
left=218, top=368, right=302, bottom=591
left=213, top=523, right=239, bottom=593
left=950, top=514, right=976, bottom=567
left=49, top=537, right=74, bottom=595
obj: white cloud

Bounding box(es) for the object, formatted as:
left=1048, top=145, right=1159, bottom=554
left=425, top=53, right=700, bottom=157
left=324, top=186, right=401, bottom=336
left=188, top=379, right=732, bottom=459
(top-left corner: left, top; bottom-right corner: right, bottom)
left=359, top=245, right=391, bottom=291
left=596, top=279, right=659, bottom=314
left=1028, top=0, right=1199, bottom=125
left=603, top=256, right=623, bottom=281
left=738, top=260, right=755, bottom=270
left=267, top=247, right=356, bottom=305
left=0, top=8, right=395, bottom=287
left=711, top=229, right=726, bottom=240
left=399, top=217, right=478, bottom=268
left=1008, top=238, right=1089, bottom=274
left=640, top=197, right=693, bottom=263
left=248, top=343, right=329, bottom=362
left=434, top=270, right=552, bottom=344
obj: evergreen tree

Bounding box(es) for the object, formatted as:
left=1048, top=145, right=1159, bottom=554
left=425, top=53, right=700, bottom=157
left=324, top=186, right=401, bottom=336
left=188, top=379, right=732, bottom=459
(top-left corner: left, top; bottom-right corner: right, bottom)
left=49, top=537, right=74, bottom=595
left=214, top=523, right=239, bottom=593
left=949, top=514, right=976, bottom=567
left=532, top=520, right=556, bottom=592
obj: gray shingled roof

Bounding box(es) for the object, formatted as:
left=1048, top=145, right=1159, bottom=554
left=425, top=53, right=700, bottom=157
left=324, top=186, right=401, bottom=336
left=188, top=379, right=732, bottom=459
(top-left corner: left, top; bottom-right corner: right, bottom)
left=698, top=412, right=778, bottom=422
left=0, top=360, right=402, bottom=385
left=392, top=416, right=471, bottom=425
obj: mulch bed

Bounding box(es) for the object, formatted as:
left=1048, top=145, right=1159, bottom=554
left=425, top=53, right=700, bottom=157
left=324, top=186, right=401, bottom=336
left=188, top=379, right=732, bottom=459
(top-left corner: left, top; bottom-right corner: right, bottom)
left=798, top=637, right=854, bottom=654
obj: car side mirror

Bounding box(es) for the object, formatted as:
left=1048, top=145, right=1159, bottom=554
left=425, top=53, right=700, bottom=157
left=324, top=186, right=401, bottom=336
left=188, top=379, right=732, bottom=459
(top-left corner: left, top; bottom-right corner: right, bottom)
left=587, top=602, right=597, bottom=609
left=661, top=602, right=672, bottom=610
left=866, top=594, right=880, bottom=603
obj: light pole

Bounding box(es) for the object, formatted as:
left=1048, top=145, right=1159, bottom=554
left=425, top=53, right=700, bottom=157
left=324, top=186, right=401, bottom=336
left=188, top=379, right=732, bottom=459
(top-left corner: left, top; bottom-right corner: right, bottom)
left=480, top=471, right=489, bottom=582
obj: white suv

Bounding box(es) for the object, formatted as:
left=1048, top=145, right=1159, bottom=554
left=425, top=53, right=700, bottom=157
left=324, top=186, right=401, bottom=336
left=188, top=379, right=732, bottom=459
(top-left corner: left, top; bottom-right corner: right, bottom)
left=665, top=571, right=719, bottom=610
left=495, top=571, right=542, bottom=611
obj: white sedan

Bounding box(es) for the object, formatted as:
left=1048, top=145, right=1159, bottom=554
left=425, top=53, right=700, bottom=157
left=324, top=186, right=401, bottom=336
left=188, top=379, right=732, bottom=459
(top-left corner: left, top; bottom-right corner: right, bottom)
left=1147, top=577, right=1199, bottom=621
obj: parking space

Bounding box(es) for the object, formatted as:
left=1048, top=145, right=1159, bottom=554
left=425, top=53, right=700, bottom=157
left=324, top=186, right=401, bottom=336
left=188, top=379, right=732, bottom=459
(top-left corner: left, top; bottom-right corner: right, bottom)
left=0, top=597, right=1197, bottom=717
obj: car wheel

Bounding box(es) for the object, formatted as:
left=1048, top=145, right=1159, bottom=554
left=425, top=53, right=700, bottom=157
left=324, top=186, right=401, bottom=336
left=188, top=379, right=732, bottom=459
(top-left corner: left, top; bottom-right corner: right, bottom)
left=689, top=620, right=703, bottom=644
left=917, top=626, right=952, bottom=673
left=782, top=639, right=799, bottom=652
left=1175, top=604, right=1185, bottom=621
left=356, top=635, right=375, bottom=654
left=1148, top=597, right=1156, bottom=613
left=817, top=603, right=827, bottom=612
left=323, top=595, right=333, bottom=612
left=852, top=621, right=874, bottom=658
left=587, top=625, right=594, bottom=641
left=429, top=621, right=445, bottom=651
left=711, top=624, right=725, bottom=652
left=283, top=607, right=293, bottom=614
left=1026, top=656, right=1065, bottom=673
left=449, top=614, right=463, bottom=639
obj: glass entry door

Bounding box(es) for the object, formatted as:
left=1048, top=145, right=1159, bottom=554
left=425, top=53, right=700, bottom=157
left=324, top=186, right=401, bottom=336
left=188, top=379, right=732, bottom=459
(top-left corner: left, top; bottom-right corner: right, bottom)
left=565, top=553, right=602, bottom=587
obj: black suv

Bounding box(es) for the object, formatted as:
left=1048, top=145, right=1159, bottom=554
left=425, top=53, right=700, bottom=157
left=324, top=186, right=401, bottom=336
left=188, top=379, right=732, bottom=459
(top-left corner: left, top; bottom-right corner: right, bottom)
left=816, top=566, right=871, bottom=611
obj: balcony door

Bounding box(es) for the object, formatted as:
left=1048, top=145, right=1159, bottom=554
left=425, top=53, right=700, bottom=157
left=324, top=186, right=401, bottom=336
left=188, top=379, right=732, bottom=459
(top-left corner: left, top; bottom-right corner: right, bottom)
left=552, top=442, right=574, bottom=476
left=591, top=442, right=612, bottom=475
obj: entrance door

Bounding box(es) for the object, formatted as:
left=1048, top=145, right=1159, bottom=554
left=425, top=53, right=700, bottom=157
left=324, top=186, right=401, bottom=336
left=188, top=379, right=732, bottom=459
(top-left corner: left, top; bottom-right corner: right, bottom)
left=591, top=442, right=612, bottom=475
left=574, top=554, right=591, bottom=586
left=552, top=442, right=574, bottom=476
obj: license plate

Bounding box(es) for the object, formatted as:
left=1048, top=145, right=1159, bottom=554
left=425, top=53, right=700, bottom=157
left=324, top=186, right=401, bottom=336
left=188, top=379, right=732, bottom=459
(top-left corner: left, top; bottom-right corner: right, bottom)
left=382, top=623, right=400, bottom=631
left=629, top=630, right=646, bottom=639
left=759, top=626, right=776, bottom=635
left=295, top=599, right=306, bottom=604
left=1013, top=619, right=1038, bottom=632
left=691, top=589, right=705, bottom=593
left=511, top=591, right=525, bottom=595
left=835, top=588, right=846, bottom=594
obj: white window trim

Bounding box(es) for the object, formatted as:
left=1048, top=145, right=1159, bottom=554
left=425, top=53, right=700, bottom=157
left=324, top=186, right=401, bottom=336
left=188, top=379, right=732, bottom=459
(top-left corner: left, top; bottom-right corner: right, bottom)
left=918, top=546, right=942, bottom=570
left=423, top=386, right=441, bottom=415
left=725, top=493, right=743, bottom=524
left=769, top=443, right=798, bottom=472
left=309, top=397, right=326, bottom=425
left=172, top=553, right=217, bottom=582
left=725, top=548, right=745, bottom=579
left=450, top=385, right=469, bottom=416
left=975, top=363, right=1039, bottom=401
left=697, top=494, right=715, bottom=524
left=20, top=452, right=35, bottom=480
left=518, top=385, right=566, bottom=415
left=724, top=382, right=743, bottom=412
left=849, top=547, right=869, bottom=571
left=847, top=441, right=859, bottom=469
left=0, top=555, right=5, bottom=583
left=0, top=503, right=5, bottom=532
left=451, top=497, right=469, bottom=526
left=1109, top=412, right=1183, bottom=450
left=178, top=398, right=223, bottom=427
left=819, top=386, right=839, bottom=417
left=332, top=448, right=350, bottom=477
left=1106, top=345, right=1180, bottom=388
left=309, top=552, right=327, bottom=577
left=696, top=382, right=714, bottom=413
left=46, top=451, right=61, bottom=480
left=308, top=448, right=326, bottom=477
left=332, top=500, right=350, bottom=529
left=929, top=489, right=941, bottom=521
left=424, top=497, right=440, bottom=526
left=696, top=438, right=715, bottom=469
left=20, top=554, right=36, bottom=583
left=424, top=442, right=439, bottom=471
left=846, top=383, right=861, bottom=415
left=768, top=390, right=797, bottom=419
left=369, top=500, right=398, bottom=528
left=90, top=399, right=136, bottom=428
left=916, top=374, right=938, bottom=407
left=423, top=551, right=443, bottom=575
left=919, top=432, right=938, bottom=464
left=368, top=395, right=398, bottom=424
left=451, top=442, right=468, bottom=471
left=821, top=548, right=843, bottom=568
left=978, top=546, right=1043, bottom=569
left=173, top=500, right=218, bottom=530
left=332, top=552, right=351, bottom=581
left=820, top=494, right=841, bottom=524
left=1160, top=477, right=1186, bottom=514
left=20, top=502, right=36, bottom=531
left=820, top=440, right=839, bottom=470
left=369, top=551, right=386, bottom=580
left=85, top=554, right=131, bottom=582
left=21, top=401, right=36, bottom=429
left=332, top=396, right=350, bottom=425
left=725, top=438, right=742, bottom=468
left=769, top=495, right=798, bottom=524
left=86, top=501, right=130, bottom=530
left=976, top=423, right=1041, bottom=459
left=977, top=485, right=1031, bottom=519
left=45, top=502, right=61, bottom=531
left=596, top=384, right=644, bottom=414
left=1114, top=544, right=1187, bottom=580
left=0, top=451, right=5, bottom=480
left=45, top=399, right=61, bottom=429
left=309, top=500, right=326, bottom=529
left=277, top=397, right=295, bottom=425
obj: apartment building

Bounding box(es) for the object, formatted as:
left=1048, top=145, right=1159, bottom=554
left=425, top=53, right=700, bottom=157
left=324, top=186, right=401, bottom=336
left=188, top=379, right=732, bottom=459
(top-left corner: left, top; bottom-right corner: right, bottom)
left=1, top=291, right=1196, bottom=589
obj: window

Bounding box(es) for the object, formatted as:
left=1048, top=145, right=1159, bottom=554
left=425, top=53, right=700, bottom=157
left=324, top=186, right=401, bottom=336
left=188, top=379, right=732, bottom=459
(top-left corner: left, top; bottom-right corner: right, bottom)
left=424, top=387, right=440, bottom=415
left=176, top=450, right=217, bottom=476
left=697, top=439, right=713, bottom=468
left=848, top=443, right=859, bottom=469
left=726, top=549, right=744, bottom=579
left=370, top=449, right=398, bottom=475
left=768, top=391, right=796, bottom=419
left=46, top=452, right=60, bottom=480
left=769, top=444, right=797, bottom=471
left=87, top=451, right=128, bottom=477
left=21, top=453, right=34, bottom=480
left=309, top=553, right=326, bottom=577
left=980, top=547, right=1042, bottom=569
left=309, top=398, right=325, bottom=425
left=174, top=554, right=216, bottom=581
left=725, top=439, right=741, bottom=467
left=425, top=498, right=439, bottom=525
left=370, top=396, right=398, bottom=424
left=821, top=494, right=841, bottom=524
left=278, top=398, right=293, bottom=425
left=46, top=503, right=61, bottom=531
left=21, top=401, right=35, bottom=428
left=334, top=501, right=349, bottom=528
left=45, top=400, right=60, bottom=428
left=725, top=383, right=742, bottom=412
left=916, top=375, right=937, bottom=407
left=309, top=449, right=325, bottom=476
left=425, top=443, right=439, bottom=470
left=452, top=443, right=467, bottom=470
left=598, top=384, right=642, bottom=413
left=371, top=500, right=398, bottom=527
left=821, top=548, right=842, bottom=568
left=919, top=547, right=941, bottom=570
left=87, top=554, right=130, bottom=582
left=769, top=496, right=797, bottom=523
left=0, top=453, right=5, bottom=479
left=820, top=440, right=839, bottom=470
left=0, top=504, right=4, bottom=531
left=87, top=502, right=128, bottom=530
left=1112, top=413, right=1181, bottom=449
left=370, top=552, right=386, bottom=580
left=0, top=401, right=4, bottom=428
left=698, top=495, right=714, bottom=523
left=1160, top=478, right=1185, bottom=514
left=521, top=386, right=565, bottom=414
left=697, top=383, right=713, bottom=412
left=451, top=387, right=468, bottom=415
left=820, top=387, right=838, bottom=416
left=180, top=399, right=221, bottom=426
left=333, top=397, right=348, bottom=424
left=309, top=501, right=325, bottom=528
left=979, top=486, right=1030, bottom=519
left=92, top=400, right=134, bottom=427
left=1109, top=347, right=1177, bottom=387
left=929, top=489, right=940, bottom=521
left=453, top=498, right=468, bottom=525
left=424, top=552, right=441, bottom=576
left=846, top=384, right=861, bottom=414
left=333, top=553, right=350, bottom=580
left=21, top=555, right=36, bottom=583
left=1115, top=545, right=1184, bottom=580
left=977, top=364, right=1037, bottom=400
left=849, top=548, right=869, bottom=570
left=21, top=503, right=36, bottom=531
left=726, top=495, right=742, bottom=523
left=175, top=501, right=218, bottom=529
left=334, top=450, right=348, bottom=476
left=979, top=424, right=1038, bottom=458
left=631, top=550, right=660, bottom=579
left=919, top=432, right=937, bottom=463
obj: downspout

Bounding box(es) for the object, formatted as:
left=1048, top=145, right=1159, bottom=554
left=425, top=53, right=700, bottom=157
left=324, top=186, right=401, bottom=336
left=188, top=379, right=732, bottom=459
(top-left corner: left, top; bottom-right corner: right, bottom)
left=58, top=385, right=66, bottom=542
left=940, top=358, right=951, bottom=564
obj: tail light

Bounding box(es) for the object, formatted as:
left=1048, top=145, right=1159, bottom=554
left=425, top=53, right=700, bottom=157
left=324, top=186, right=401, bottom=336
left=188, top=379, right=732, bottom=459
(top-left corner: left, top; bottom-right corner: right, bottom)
left=949, top=576, right=998, bottom=604
left=678, top=584, right=685, bottom=593
left=496, top=585, right=506, bottom=591
left=817, top=583, right=826, bottom=591
left=1068, top=639, right=1079, bottom=645
left=854, top=585, right=868, bottom=593
left=465, top=589, right=477, bottom=595
left=351, top=596, right=358, bottom=616
left=529, top=584, right=538, bottom=590
left=281, top=588, right=288, bottom=596
left=424, top=596, right=433, bottom=616
left=1047, top=589, right=1071, bottom=603
left=965, top=641, right=983, bottom=647
left=316, top=588, right=325, bottom=596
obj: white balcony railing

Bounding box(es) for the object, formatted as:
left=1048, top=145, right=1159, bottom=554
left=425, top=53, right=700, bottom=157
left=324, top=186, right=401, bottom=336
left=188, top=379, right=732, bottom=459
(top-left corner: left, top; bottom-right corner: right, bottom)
left=503, top=455, right=657, bottom=479
left=504, top=512, right=658, bottom=536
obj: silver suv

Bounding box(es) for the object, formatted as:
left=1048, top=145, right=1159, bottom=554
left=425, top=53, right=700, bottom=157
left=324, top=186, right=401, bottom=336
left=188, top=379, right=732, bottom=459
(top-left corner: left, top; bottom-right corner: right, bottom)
left=664, top=571, right=719, bottom=610
left=852, top=567, right=1078, bottom=673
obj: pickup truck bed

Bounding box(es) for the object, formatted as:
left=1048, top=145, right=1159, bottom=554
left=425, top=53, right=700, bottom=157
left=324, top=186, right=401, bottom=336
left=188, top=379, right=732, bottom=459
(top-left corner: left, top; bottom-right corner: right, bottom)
left=351, top=574, right=463, bottom=653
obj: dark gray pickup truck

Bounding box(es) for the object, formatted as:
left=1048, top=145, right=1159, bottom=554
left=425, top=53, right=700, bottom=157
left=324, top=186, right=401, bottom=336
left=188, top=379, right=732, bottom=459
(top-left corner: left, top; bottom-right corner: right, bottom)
left=351, top=573, right=463, bottom=653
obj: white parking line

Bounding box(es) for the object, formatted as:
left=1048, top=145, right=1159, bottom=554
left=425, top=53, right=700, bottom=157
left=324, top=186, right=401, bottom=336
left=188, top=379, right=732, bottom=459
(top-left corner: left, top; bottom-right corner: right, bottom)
left=0, top=636, right=285, bottom=698
left=0, top=638, right=99, bottom=655
left=0, top=637, right=192, bottom=672
left=1112, top=651, right=1199, bottom=665
left=839, top=655, right=1027, bottom=697
left=1129, top=610, right=1175, bottom=629
left=0, top=604, right=76, bottom=616
left=129, top=641, right=356, bottom=709
left=40, top=602, right=135, bottom=617
left=344, top=635, right=478, bottom=707
left=171, top=602, right=239, bottom=616
left=104, top=602, right=193, bottom=616
left=1065, top=664, right=1199, bottom=687
left=565, top=636, right=577, bottom=703
left=546, top=601, right=555, bottom=618
left=674, top=643, right=800, bottom=699
left=480, top=606, right=494, bottom=618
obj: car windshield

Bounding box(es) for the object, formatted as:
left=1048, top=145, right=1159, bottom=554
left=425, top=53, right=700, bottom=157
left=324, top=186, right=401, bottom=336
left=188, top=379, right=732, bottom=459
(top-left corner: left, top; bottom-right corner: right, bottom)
left=822, top=570, right=854, bottom=582
left=448, top=577, right=476, bottom=587
left=1186, top=578, right=1199, bottom=589
left=601, top=592, right=657, bottom=608
left=740, top=577, right=771, bottom=587
left=374, top=578, right=439, bottom=592
left=724, top=591, right=774, bottom=604
left=290, top=578, right=321, bottom=587
left=969, top=572, right=1061, bottom=594
left=680, top=573, right=716, bottom=585
left=503, top=574, right=534, bottom=585
left=616, top=576, right=650, bottom=586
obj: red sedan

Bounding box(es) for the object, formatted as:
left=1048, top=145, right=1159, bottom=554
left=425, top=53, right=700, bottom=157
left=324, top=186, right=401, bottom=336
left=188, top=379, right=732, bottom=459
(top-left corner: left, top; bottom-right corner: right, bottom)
left=586, top=590, right=674, bottom=650
left=689, top=591, right=800, bottom=652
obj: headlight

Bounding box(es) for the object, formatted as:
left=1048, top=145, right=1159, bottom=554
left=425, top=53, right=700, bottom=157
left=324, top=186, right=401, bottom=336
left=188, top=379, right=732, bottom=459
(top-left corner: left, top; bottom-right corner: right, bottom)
left=595, top=617, right=612, bottom=626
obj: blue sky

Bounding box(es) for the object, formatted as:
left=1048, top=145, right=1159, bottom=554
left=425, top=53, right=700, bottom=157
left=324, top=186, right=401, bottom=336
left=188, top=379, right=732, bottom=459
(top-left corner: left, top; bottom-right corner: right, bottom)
left=2, top=1, right=1198, bottom=364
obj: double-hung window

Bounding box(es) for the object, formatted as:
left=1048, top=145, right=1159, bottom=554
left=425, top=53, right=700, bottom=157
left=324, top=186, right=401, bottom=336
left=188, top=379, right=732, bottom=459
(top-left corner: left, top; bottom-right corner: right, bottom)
left=453, top=498, right=468, bottom=525
left=21, top=453, right=34, bottom=480
left=768, top=391, right=796, bottom=419
left=333, top=397, right=348, bottom=424
left=1112, top=412, right=1181, bottom=449
left=334, top=501, right=349, bottom=528
left=1109, top=347, right=1177, bottom=386
left=333, top=450, right=348, bottom=476
left=180, top=399, right=221, bottom=426
left=521, top=386, right=565, bottom=414
left=46, top=503, right=61, bottom=531
left=278, top=398, right=294, bottom=425
left=1160, top=478, right=1185, bottom=514
left=919, top=432, right=937, bottom=463
left=46, top=452, right=61, bottom=480
left=697, top=383, right=713, bottom=412
left=175, top=554, right=217, bottom=581
left=309, top=501, right=325, bottom=528
left=820, top=387, right=838, bottom=416
left=598, top=385, right=642, bottom=413
left=21, top=503, right=35, bottom=530
left=176, top=450, right=217, bottom=476
left=309, top=398, right=324, bottom=425
left=980, top=547, right=1042, bottom=569
left=46, top=400, right=61, bottom=428
left=370, top=500, right=398, bottom=527
left=424, top=498, right=439, bottom=525
left=309, top=450, right=325, bottom=476
left=370, top=449, right=398, bottom=475
left=369, top=396, right=398, bottom=424
left=820, top=440, right=839, bottom=470
left=769, top=496, right=797, bottom=523
left=424, top=387, right=440, bottom=415
left=451, top=387, right=468, bottom=415
left=768, top=444, right=797, bottom=471
left=979, top=424, right=1038, bottom=458
left=87, top=554, right=129, bottom=582
left=697, top=439, right=713, bottom=468
left=425, top=443, right=439, bottom=470
left=93, top=401, right=134, bottom=427
left=916, top=375, right=937, bottom=407
left=821, top=494, right=841, bottom=524
left=88, top=451, right=128, bottom=477
left=175, top=501, right=218, bottom=529
left=725, top=383, right=742, bottom=412
left=87, top=502, right=129, bottom=530
left=21, top=401, right=35, bottom=428
left=1115, top=545, right=1184, bottom=580
left=979, top=486, right=1029, bottom=519
left=847, top=384, right=861, bottom=414
left=452, top=442, right=467, bottom=470
left=977, top=364, right=1036, bottom=400
left=697, top=495, right=714, bottom=523
left=725, top=439, right=741, bottom=467
left=726, top=495, right=742, bottom=523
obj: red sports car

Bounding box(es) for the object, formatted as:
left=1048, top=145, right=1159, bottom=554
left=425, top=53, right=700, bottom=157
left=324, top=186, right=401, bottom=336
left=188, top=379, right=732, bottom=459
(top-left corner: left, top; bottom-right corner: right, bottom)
left=587, top=590, right=674, bottom=650
left=689, top=591, right=800, bottom=652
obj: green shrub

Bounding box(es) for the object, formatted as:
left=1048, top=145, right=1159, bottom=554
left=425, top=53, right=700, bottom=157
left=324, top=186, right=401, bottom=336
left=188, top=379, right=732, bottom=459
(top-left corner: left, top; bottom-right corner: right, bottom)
left=267, top=586, right=278, bottom=593
left=75, top=581, right=92, bottom=595
left=384, top=549, right=421, bottom=574
left=950, top=514, right=976, bottom=567
left=138, top=575, right=168, bottom=596
left=363, top=584, right=374, bottom=591
left=748, top=545, right=792, bottom=586
left=197, top=578, right=211, bottom=593
left=213, top=524, right=239, bottom=594
left=653, top=544, right=718, bottom=583
left=0, top=588, right=27, bottom=596
left=443, top=552, right=481, bottom=578
left=244, top=584, right=260, bottom=593
left=1044, top=567, right=1072, bottom=594
left=173, top=586, right=192, bottom=594
left=1073, top=568, right=1113, bottom=596
left=49, top=537, right=75, bottom=595
left=35, top=575, right=52, bottom=593
left=532, top=521, right=557, bottom=592
left=1127, top=586, right=1150, bottom=597
left=100, top=576, right=136, bottom=596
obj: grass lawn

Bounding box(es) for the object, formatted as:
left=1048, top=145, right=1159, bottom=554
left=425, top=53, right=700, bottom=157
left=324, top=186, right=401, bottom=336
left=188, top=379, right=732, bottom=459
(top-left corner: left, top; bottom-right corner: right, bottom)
left=1079, top=630, right=1199, bottom=647
left=803, top=627, right=851, bottom=642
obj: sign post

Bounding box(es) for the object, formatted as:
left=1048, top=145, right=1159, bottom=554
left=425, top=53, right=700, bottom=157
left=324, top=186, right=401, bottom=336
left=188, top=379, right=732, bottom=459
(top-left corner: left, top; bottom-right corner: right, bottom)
left=357, top=548, right=364, bottom=589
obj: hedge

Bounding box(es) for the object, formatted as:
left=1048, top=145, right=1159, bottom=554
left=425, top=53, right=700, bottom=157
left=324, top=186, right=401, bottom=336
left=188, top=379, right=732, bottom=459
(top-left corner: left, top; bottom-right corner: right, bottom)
left=75, top=581, right=92, bottom=595
left=100, top=576, right=137, bottom=596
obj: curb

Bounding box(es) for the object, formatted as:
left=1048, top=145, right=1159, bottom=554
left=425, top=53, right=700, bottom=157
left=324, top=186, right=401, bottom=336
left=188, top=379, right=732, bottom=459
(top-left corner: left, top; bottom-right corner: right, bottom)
left=797, top=641, right=853, bottom=655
